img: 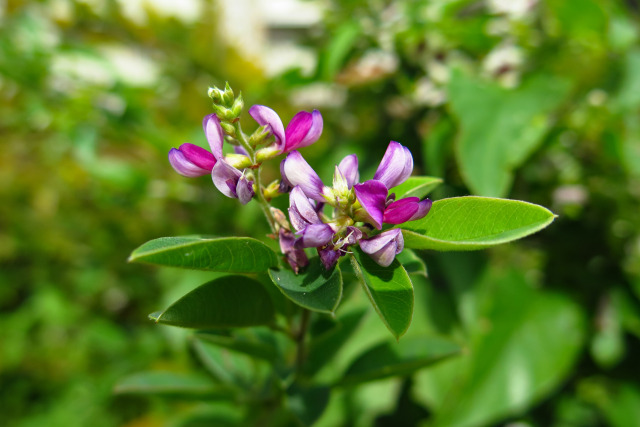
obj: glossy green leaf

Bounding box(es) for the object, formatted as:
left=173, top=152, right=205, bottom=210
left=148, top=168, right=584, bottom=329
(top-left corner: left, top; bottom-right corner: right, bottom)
left=449, top=70, right=570, bottom=197
left=150, top=276, right=275, bottom=328
left=402, top=196, right=556, bottom=251
left=129, top=236, right=279, bottom=273
left=392, top=176, right=442, bottom=200
left=396, top=249, right=427, bottom=277
left=268, top=258, right=342, bottom=314
left=339, top=336, right=460, bottom=386
left=113, top=371, right=232, bottom=398
left=350, top=249, right=414, bottom=340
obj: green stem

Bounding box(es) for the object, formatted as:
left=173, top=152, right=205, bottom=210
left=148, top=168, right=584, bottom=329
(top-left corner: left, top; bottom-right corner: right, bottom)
left=232, top=121, right=277, bottom=234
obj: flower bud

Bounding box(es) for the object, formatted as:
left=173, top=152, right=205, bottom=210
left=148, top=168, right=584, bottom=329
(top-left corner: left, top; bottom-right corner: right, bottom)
left=222, top=82, right=234, bottom=106
left=220, top=121, right=236, bottom=136
left=225, top=153, right=252, bottom=169
left=231, top=94, right=244, bottom=117
left=256, top=145, right=281, bottom=163
left=208, top=86, right=224, bottom=103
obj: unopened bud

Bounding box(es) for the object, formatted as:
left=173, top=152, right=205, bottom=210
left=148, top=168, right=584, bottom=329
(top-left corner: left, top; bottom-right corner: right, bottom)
left=225, top=153, right=253, bottom=169
left=222, top=82, right=234, bottom=106
left=208, top=86, right=224, bottom=103
left=231, top=94, right=244, bottom=117
left=256, top=145, right=281, bottom=163
left=220, top=121, right=236, bottom=136
left=270, top=207, right=290, bottom=230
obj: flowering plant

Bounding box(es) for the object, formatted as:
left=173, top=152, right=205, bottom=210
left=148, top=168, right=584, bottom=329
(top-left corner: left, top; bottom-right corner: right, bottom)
left=125, top=83, right=556, bottom=424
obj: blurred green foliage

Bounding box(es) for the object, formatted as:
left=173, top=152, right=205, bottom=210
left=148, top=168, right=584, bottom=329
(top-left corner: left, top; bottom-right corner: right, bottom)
left=2, top=0, right=640, bottom=425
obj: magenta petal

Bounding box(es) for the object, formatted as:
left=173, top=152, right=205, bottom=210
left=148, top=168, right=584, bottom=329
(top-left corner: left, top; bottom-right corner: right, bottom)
left=249, top=105, right=285, bottom=150
left=318, top=247, right=340, bottom=270
left=383, top=197, right=420, bottom=224
left=409, top=199, right=432, bottom=221
left=178, top=143, right=216, bottom=170
left=297, top=223, right=334, bottom=248
left=203, top=114, right=224, bottom=159
left=359, top=229, right=404, bottom=267
left=373, top=141, right=414, bottom=189
left=281, top=151, right=325, bottom=202
left=168, top=148, right=210, bottom=177
left=354, top=180, right=388, bottom=230
left=338, top=154, right=359, bottom=188
left=236, top=176, right=255, bottom=205
left=211, top=160, right=243, bottom=199
left=343, top=226, right=364, bottom=245
left=289, top=186, right=321, bottom=231
left=284, top=109, right=323, bottom=152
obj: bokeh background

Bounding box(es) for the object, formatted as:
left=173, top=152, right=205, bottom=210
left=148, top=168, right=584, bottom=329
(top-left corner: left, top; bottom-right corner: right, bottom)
left=2, top=0, right=640, bottom=425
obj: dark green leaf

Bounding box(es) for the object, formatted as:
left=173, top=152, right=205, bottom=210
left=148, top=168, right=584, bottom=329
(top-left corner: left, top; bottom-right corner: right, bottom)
left=396, top=249, right=427, bottom=277
left=339, top=336, right=460, bottom=386
left=268, top=258, right=343, bottom=314
left=129, top=236, right=279, bottom=273
left=392, top=176, right=443, bottom=199
left=150, top=276, right=275, bottom=328
left=350, top=249, right=414, bottom=340
left=402, top=196, right=556, bottom=251
left=305, top=308, right=368, bottom=377
left=287, top=384, right=331, bottom=426
left=113, top=371, right=232, bottom=398
left=195, top=329, right=280, bottom=364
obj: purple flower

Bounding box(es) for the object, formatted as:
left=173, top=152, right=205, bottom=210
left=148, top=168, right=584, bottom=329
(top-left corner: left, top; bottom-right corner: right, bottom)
left=353, top=141, right=431, bottom=229
left=249, top=105, right=323, bottom=153
left=359, top=229, right=404, bottom=267
left=168, top=143, right=216, bottom=177
left=169, top=114, right=255, bottom=204
left=279, top=229, right=309, bottom=273
left=289, top=186, right=335, bottom=248
left=281, top=151, right=326, bottom=202
left=373, top=141, right=413, bottom=189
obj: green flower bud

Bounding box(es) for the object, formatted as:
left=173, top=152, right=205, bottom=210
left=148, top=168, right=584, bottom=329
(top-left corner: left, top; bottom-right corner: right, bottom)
left=256, top=145, right=281, bottom=163
left=220, top=121, right=236, bottom=136
left=225, top=153, right=253, bottom=169
left=231, top=94, right=244, bottom=117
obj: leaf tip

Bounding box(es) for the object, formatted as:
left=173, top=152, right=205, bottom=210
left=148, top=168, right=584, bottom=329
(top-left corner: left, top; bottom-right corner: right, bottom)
left=148, top=311, right=162, bottom=323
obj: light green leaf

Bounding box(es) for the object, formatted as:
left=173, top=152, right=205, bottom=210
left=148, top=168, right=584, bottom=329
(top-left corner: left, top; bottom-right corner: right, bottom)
left=392, top=176, right=443, bottom=200
left=350, top=249, right=414, bottom=340
left=449, top=70, right=570, bottom=197
left=339, top=336, right=460, bottom=386
left=129, top=236, right=279, bottom=273
left=402, top=196, right=556, bottom=251
left=113, top=371, right=232, bottom=398
left=150, top=276, right=275, bottom=328
left=268, top=258, right=342, bottom=314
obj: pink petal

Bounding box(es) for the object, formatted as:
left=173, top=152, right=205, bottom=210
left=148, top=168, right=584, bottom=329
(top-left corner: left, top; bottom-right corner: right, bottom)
left=337, top=154, right=359, bottom=188
left=383, top=197, right=420, bottom=224
left=249, top=105, right=285, bottom=150
left=203, top=114, right=224, bottom=159
left=281, top=151, right=325, bottom=202
left=284, top=109, right=323, bottom=152
left=178, top=143, right=216, bottom=170
left=373, top=141, right=413, bottom=189
left=168, top=148, right=210, bottom=177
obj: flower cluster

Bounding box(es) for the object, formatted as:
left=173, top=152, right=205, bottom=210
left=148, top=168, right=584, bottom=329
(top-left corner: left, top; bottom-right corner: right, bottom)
left=280, top=141, right=431, bottom=270
left=167, top=86, right=431, bottom=271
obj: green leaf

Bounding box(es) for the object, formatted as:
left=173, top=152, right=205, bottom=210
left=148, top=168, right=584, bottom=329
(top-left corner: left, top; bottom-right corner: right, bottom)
left=191, top=337, right=263, bottom=387
left=402, top=196, right=556, bottom=251
left=195, top=330, right=280, bottom=364
left=287, top=384, right=331, bottom=426
left=305, top=308, right=368, bottom=377
left=150, top=276, right=275, bottom=328
left=339, top=336, right=460, bottom=386
left=449, top=70, right=570, bottom=197
left=268, top=258, right=343, bottom=314
left=129, top=236, right=279, bottom=273
left=392, top=176, right=442, bottom=200
left=395, top=249, right=427, bottom=277
left=350, top=249, right=414, bottom=340
left=113, top=371, right=232, bottom=398
left=414, top=269, right=586, bottom=427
